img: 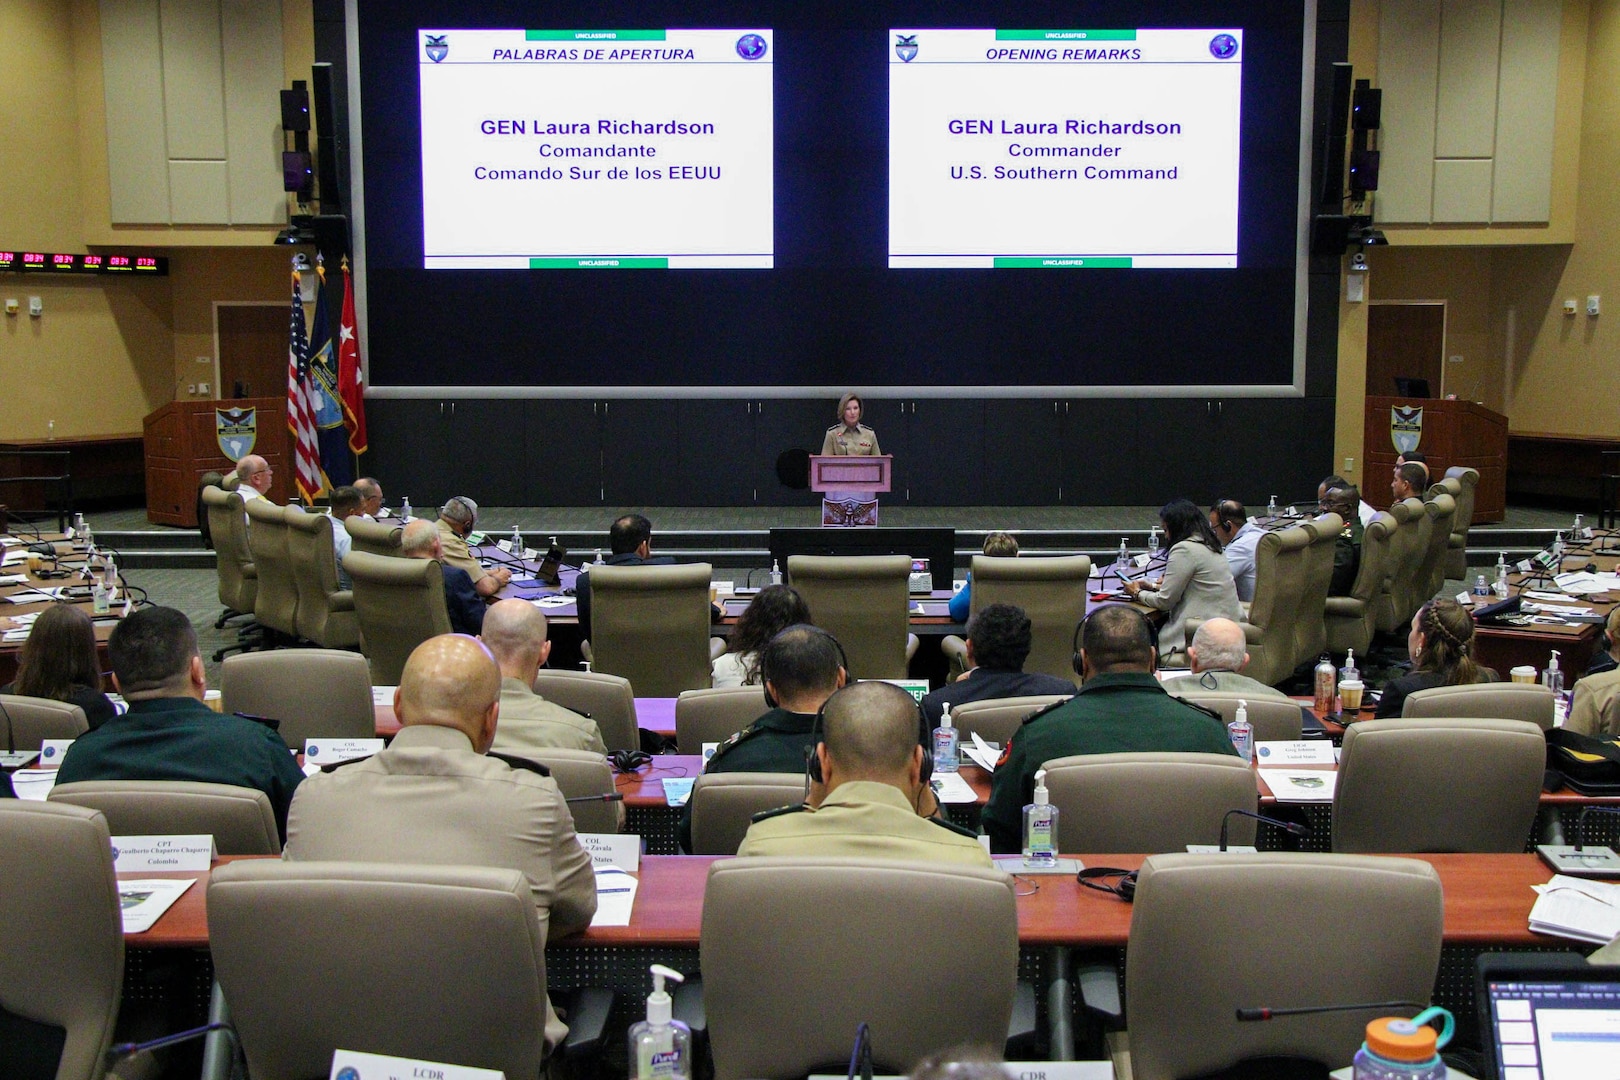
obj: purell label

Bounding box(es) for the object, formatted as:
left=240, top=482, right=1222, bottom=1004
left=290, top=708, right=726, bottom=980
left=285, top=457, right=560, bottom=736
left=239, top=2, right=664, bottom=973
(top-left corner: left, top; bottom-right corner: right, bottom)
left=1027, top=819, right=1053, bottom=854
left=637, top=1043, right=682, bottom=1079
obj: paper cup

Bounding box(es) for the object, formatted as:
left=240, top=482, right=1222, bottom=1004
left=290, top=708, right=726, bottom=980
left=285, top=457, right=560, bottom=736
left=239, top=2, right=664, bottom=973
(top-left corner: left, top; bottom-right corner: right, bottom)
left=1338, top=680, right=1364, bottom=711
left=1510, top=666, right=1537, bottom=684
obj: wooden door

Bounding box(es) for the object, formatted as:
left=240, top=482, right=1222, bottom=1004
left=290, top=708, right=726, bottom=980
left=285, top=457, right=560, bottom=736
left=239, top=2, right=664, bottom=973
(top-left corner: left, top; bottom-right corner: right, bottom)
left=217, top=304, right=288, bottom=400
left=1367, top=303, right=1445, bottom=400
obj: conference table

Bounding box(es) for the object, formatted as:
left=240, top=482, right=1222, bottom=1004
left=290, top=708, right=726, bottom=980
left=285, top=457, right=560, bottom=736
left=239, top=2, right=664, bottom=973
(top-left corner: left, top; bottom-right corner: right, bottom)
left=0, top=531, right=121, bottom=685
left=1472, top=535, right=1620, bottom=677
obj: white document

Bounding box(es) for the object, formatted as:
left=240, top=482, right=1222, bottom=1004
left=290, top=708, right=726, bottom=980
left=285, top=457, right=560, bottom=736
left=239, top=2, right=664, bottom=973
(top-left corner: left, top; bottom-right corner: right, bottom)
left=5, top=589, right=61, bottom=603
left=330, top=1049, right=503, bottom=1080
left=1259, top=769, right=1337, bottom=802
left=0, top=574, right=28, bottom=585
left=1254, top=741, right=1336, bottom=765
left=1529, top=876, right=1620, bottom=945
left=931, top=771, right=979, bottom=804
left=303, top=738, right=384, bottom=767
left=661, top=777, right=695, bottom=807
left=118, top=878, right=195, bottom=934
left=964, top=732, right=1000, bottom=772
left=9, top=768, right=57, bottom=800
left=370, top=685, right=397, bottom=706
left=590, top=867, right=639, bottom=927
left=111, top=835, right=216, bottom=872
left=578, top=832, right=641, bottom=872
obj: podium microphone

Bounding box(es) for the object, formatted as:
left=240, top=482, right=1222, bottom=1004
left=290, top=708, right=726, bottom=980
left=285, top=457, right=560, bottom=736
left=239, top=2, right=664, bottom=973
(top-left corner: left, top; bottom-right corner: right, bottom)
left=1237, top=1000, right=1427, bottom=1022
left=1537, top=805, right=1620, bottom=877
left=1220, top=808, right=1309, bottom=851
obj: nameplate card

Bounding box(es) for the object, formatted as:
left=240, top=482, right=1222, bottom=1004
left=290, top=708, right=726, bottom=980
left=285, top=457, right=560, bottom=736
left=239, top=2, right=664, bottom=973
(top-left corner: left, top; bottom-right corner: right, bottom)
left=37, top=739, right=74, bottom=768
left=111, top=834, right=216, bottom=872
left=1253, top=741, right=1336, bottom=765
left=304, top=739, right=384, bottom=767
left=878, top=678, right=932, bottom=704
left=1186, top=845, right=1260, bottom=854
left=811, top=1065, right=1115, bottom=1080
left=578, top=832, right=641, bottom=872
left=371, top=685, right=398, bottom=706
left=701, top=742, right=719, bottom=769
left=329, top=1048, right=504, bottom=1080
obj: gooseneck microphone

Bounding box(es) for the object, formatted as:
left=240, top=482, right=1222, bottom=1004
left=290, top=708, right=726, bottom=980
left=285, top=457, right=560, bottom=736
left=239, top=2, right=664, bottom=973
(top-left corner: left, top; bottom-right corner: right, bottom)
left=1220, top=808, right=1310, bottom=851
left=565, top=792, right=625, bottom=804
left=1238, top=1000, right=1427, bottom=1022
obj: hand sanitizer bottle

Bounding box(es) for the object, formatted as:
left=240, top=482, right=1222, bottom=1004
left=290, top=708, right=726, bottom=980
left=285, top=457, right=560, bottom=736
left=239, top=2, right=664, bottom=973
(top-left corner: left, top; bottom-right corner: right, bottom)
left=629, top=965, right=691, bottom=1080
left=510, top=524, right=524, bottom=556
left=1494, top=552, right=1510, bottom=598
left=93, top=558, right=115, bottom=614
left=932, top=703, right=959, bottom=774
left=400, top=497, right=412, bottom=522
left=770, top=560, right=782, bottom=587
left=1117, top=537, right=1129, bottom=568
left=1022, top=769, right=1058, bottom=867
left=1340, top=649, right=1359, bottom=687
left=1147, top=527, right=1160, bottom=558
left=1227, top=699, right=1253, bottom=763
left=1545, top=650, right=1563, bottom=697
left=1267, top=494, right=1279, bottom=517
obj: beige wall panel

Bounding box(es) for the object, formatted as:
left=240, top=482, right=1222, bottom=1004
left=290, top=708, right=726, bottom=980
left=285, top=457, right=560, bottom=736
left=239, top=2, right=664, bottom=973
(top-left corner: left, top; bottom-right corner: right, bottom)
left=1432, top=158, right=1494, bottom=221
left=1492, top=0, right=1561, bottom=222
left=169, top=160, right=231, bottom=223
left=1375, top=1, right=1440, bottom=223
left=1436, top=0, right=1502, bottom=157
left=0, top=2, right=82, bottom=248
left=100, top=0, right=169, bottom=223
left=160, top=0, right=227, bottom=159
left=222, top=0, right=288, bottom=224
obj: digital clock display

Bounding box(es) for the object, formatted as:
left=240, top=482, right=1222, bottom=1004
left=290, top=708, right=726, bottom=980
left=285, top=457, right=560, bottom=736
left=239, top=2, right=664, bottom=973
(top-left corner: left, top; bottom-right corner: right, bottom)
left=0, top=250, right=168, bottom=275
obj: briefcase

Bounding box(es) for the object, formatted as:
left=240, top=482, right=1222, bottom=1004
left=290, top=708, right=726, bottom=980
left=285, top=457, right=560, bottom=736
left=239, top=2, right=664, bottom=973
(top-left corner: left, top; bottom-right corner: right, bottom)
left=1545, top=727, right=1620, bottom=796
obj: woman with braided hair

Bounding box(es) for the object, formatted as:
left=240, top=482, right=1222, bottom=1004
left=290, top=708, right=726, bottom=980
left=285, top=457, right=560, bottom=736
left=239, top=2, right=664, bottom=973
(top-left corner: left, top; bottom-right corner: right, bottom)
left=1374, top=597, right=1499, bottom=718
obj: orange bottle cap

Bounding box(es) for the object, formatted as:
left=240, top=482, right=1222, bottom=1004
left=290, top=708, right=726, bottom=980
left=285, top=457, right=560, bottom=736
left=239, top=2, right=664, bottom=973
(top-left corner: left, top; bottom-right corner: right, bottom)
left=1366, top=1017, right=1438, bottom=1062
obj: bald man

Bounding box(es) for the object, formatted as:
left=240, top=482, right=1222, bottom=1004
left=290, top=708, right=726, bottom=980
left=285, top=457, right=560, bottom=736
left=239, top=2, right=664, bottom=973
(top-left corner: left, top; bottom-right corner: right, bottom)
left=234, top=455, right=274, bottom=504
left=737, top=682, right=991, bottom=866
left=284, top=635, right=594, bottom=1047
left=1160, top=618, right=1288, bottom=700
left=401, top=518, right=486, bottom=635
left=481, top=599, right=608, bottom=755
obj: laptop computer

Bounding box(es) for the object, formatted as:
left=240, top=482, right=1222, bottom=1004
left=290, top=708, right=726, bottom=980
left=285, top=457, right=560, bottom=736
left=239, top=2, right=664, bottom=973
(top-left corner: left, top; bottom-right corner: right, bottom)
left=1476, top=951, right=1620, bottom=1079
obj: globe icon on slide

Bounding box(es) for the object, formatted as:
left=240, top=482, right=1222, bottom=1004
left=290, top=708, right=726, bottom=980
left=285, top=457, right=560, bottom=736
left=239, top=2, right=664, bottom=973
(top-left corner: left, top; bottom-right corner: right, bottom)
left=736, top=34, right=767, bottom=60
left=1209, top=34, right=1239, bottom=59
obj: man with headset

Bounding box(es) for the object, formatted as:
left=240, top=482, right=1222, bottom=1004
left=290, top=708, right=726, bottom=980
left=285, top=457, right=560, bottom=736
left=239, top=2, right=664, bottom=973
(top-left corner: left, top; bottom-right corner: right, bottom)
left=1567, top=607, right=1620, bottom=737
left=983, top=604, right=1239, bottom=853
left=737, top=681, right=991, bottom=865
left=435, top=495, right=512, bottom=598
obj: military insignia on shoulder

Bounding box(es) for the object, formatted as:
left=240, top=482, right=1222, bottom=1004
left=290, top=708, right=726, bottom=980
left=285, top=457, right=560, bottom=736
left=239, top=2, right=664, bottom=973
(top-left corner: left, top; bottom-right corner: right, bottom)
left=1178, top=699, right=1227, bottom=725
left=1021, top=698, right=1069, bottom=725
left=711, top=724, right=759, bottom=760
left=751, top=802, right=808, bottom=823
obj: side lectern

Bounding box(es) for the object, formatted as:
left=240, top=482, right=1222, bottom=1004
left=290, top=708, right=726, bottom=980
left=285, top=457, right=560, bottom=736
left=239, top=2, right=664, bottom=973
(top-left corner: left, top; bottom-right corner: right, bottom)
left=811, top=455, right=892, bottom=527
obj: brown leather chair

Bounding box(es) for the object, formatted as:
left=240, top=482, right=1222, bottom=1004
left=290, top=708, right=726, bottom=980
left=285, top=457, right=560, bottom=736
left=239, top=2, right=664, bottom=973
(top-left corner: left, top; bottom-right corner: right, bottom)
left=208, top=860, right=550, bottom=1080
left=0, top=694, right=88, bottom=749
left=246, top=500, right=300, bottom=638
left=1169, top=692, right=1303, bottom=743
left=957, top=554, right=1092, bottom=681
left=701, top=857, right=1017, bottom=1080
left=530, top=669, right=640, bottom=753
left=687, top=772, right=808, bottom=854
left=1326, top=509, right=1399, bottom=656
left=583, top=563, right=715, bottom=697
left=787, top=555, right=918, bottom=679
left=948, top=695, right=1071, bottom=748
left=1382, top=496, right=1431, bottom=630
left=219, top=649, right=376, bottom=748
left=345, top=515, right=404, bottom=559
left=1041, top=752, right=1260, bottom=850
left=343, top=550, right=451, bottom=684
left=1416, top=493, right=1458, bottom=604
left=1333, top=717, right=1546, bottom=852
left=1292, top=512, right=1343, bottom=670
left=521, top=748, right=622, bottom=834
left=675, top=686, right=769, bottom=754
left=0, top=801, right=124, bottom=1080
left=1431, top=467, right=1479, bottom=580
left=285, top=509, right=359, bottom=648
left=1402, top=683, right=1557, bottom=730
left=49, top=780, right=281, bottom=855
left=1122, top=852, right=1442, bottom=1080
left=202, top=485, right=260, bottom=656
left=1215, top=524, right=1310, bottom=688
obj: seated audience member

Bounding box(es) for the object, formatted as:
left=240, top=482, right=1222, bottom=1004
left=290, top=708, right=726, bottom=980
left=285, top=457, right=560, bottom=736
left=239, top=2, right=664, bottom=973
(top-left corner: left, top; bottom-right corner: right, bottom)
left=738, top=681, right=991, bottom=866
left=435, top=495, right=511, bottom=598
left=1320, top=484, right=1364, bottom=596
left=354, top=476, right=385, bottom=520
left=233, top=454, right=274, bottom=506
left=1568, top=609, right=1620, bottom=737
left=0, top=603, right=117, bottom=729
left=1209, top=499, right=1264, bottom=602
left=1580, top=607, right=1619, bottom=680
left=1160, top=617, right=1289, bottom=699
left=402, top=518, right=486, bottom=635
left=983, top=605, right=1238, bottom=852
left=325, top=484, right=363, bottom=590
left=1123, top=498, right=1243, bottom=662
left=711, top=584, right=812, bottom=688
left=1319, top=474, right=1376, bottom=528
left=1391, top=462, right=1427, bottom=504
left=55, top=606, right=304, bottom=838
left=948, top=531, right=1019, bottom=623
left=284, top=634, right=595, bottom=1051
left=575, top=512, right=675, bottom=639
left=480, top=598, right=607, bottom=754
left=1374, top=597, right=1499, bottom=718
left=1396, top=451, right=1429, bottom=484
left=921, top=603, right=1075, bottom=725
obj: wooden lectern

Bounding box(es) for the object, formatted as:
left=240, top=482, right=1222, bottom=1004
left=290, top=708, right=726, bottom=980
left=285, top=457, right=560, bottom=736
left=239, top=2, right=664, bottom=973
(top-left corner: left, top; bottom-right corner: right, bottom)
left=1363, top=396, right=1507, bottom=523
left=143, top=397, right=290, bottom=526
left=810, top=455, right=892, bottom=527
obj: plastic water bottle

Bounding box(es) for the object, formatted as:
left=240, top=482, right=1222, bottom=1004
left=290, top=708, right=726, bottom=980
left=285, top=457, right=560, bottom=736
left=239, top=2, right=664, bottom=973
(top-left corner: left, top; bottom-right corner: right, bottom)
left=1352, top=1007, right=1452, bottom=1080
left=932, top=704, right=959, bottom=774
left=769, top=560, right=782, bottom=587
left=1227, top=699, right=1253, bottom=763
left=1313, top=655, right=1337, bottom=714
left=1473, top=574, right=1489, bottom=597
left=400, top=497, right=413, bottom=522
left=1494, top=552, right=1509, bottom=598
left=1022, top=769, right=1059, bottom=867
left=1267, top=494, right=1279, bottom=517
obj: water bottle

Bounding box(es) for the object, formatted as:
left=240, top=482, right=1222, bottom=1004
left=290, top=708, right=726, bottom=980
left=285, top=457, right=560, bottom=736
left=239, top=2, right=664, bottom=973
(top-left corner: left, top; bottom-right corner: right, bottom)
left=1313, top=654, right=1337, bottom=714
left=932, top=704, right=959, bottom=774
left=1267, top=494, right=1278, bottom=517
left=400, top=497, right=413, bottom=522
left=1493, top=552, right=1509, bottom=598
left=1227, top=699, right=1253, bottom=763
left=769, top=560, right=782, bottom=587
left=1473, top=574, right=1489, bottom=597
left=1352, top=1007, right=1452, bottom=1080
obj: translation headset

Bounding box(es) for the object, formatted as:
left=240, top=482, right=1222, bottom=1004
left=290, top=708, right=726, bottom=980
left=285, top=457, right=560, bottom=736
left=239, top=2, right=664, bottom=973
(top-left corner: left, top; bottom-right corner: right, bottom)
left=441, top=496, right=479, bottom=531
left=1071, top=604, right=1159, bottom=677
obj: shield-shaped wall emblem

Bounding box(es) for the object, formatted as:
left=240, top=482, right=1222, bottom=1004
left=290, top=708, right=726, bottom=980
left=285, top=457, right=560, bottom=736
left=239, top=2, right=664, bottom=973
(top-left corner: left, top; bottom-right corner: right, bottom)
left=1391, top=406, right=1423, bottom=454
left=217, top=407, right=257, bottom=462
left=895, top=34, right=918, bottom=62
left=426, top=34, right=448, bottom=63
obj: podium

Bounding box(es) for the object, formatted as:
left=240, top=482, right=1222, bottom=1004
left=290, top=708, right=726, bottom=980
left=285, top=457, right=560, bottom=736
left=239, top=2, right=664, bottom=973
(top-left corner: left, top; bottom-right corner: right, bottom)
left=143, top=397, right=290, bottom=526
left=1363, top=396, right=1506, bottom=523
left=811, top=455, right=892, bottom=527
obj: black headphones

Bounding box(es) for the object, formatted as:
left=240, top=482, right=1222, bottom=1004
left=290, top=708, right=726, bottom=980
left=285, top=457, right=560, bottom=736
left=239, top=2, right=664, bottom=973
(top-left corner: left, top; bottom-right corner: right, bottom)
left=1071, top=605, right=1159, bottom=676
left=805, top=682, right=932, bottom=793
left=761, top=624, right=850, bottom=711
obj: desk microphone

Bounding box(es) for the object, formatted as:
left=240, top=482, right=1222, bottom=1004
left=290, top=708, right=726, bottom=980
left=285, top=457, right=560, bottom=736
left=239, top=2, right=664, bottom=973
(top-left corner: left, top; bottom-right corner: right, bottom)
left=565, top=792, right=625, bottom=804
left=1237, top=1000, right=1427, bottom=1022
left=105, top=1021, right=238, bottom=1065
left=1, top=696, right=16, bottom=753
left=1219, top=809, right=1309, bottom=851
left=1537, top=805, right=1620, bottom=877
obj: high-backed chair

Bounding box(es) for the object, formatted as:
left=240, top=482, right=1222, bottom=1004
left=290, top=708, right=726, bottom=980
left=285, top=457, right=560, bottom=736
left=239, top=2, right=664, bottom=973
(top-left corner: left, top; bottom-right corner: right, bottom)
left=1292, top=512, right=1342, bottom=669
left=1416, top=493, right=1458, bottom=603
left=521, top=749, right=621, bottom=834
left=1169, top=692, right=1303, bottom=743
left=245, top=500, right=300, bottom=638
left=344, top=550, right=451, bottom=685
left=49, top=780, right=281, bottom=855
left=962, top=554, right=1092, bottom=681
left=530, top=670, right=640, bottom=753
left=1403, top=682, right=1556, bottom=730
left=344, top=515, right=404, bottom=558
left=1041, top=753, right=1259, bottom=850
left=219, top=649, right=376, bottom=748
left=1383, top=496, right=1430, bottom=629
left=786, top=555, right=917, bottom=679
left=1325, top=509, right=1398, bottom=656
left=1433, top=467, right=1479, bottom=580
left=285, top=509, right=359, bottom=648
left=948, top=695, right=1071, bottom=748
left=676, top=687, right=770, bottom=754
left=209, top=861, right=550, bottom=1080
left=1333, top=717, right=1545, bottom=852
left=0, top=694, right=88, bottom=749
left=702, top=857, right=1017, bottom=1080
left=584, top=563, right=715, bottom=697
left=1122, top=852, right=1442, bottom=1080
left=202, top=485, right=260, bottom=658
left=687, top=773, right=808, bottom=854
left=0, top=802, right=123, bottom=1080
left=1218, top=524, right=1310, bottom=688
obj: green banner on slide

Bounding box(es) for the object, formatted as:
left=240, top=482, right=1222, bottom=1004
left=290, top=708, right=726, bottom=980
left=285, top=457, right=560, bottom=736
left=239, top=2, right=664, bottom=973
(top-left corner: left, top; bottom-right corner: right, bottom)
left=530, top=257, right=669, bottom=269
left=526, top=29, right=667, bottom=41
left=995, top=29, right=1138, bottom=41
left=994, top=257, right=1133, bottom=269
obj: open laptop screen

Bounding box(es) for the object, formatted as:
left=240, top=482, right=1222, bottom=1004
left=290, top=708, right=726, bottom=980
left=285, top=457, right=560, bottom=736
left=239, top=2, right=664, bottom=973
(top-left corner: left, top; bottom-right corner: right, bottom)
left=1478, top=953, right=1620, bottom=1080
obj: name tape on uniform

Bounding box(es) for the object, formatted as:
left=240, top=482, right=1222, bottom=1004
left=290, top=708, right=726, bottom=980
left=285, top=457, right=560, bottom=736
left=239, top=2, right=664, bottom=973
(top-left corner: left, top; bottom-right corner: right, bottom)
left=111, top=834, right=216, bottom=872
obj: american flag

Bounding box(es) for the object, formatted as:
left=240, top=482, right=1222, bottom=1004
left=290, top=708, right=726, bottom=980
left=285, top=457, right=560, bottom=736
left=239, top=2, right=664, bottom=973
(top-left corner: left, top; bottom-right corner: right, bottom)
left=286, top=268, right=326, bottom=503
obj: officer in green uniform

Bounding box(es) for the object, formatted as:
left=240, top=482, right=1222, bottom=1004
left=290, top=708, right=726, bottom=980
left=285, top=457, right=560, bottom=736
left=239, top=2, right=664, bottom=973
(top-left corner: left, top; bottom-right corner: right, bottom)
left=983, top=605, right=1238, bottom=853
left=738, top=682, right=990, bottom=866
left=1321, top=484, right=1362, bottom=596
left=821, top=392, right=881, bottom=456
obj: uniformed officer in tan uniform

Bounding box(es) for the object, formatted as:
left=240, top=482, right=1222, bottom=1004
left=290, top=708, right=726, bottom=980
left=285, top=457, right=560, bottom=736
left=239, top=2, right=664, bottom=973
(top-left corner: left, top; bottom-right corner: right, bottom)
left=821, top=392, right=882, bottom=456
left=435, top=495, right=512, bottom=597
left=737, top=681, right=991, bottom=866
left=284, top=634, right=596, bottom=1050
left=481, top=599, right=610, bottom=755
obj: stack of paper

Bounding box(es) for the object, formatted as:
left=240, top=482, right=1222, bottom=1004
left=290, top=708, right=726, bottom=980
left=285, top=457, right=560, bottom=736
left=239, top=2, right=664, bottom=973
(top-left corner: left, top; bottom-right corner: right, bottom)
left=590, top=867, right=639, bottom=927
left=10, top=769, right=58, bottom=800
left=1528, top=875, right=1620, bottom=945
left=930, top=772, right=978, bottom=804
left=1258, top=769, right=1337, bottom=802
left=119, top=879, right=195, bottom=934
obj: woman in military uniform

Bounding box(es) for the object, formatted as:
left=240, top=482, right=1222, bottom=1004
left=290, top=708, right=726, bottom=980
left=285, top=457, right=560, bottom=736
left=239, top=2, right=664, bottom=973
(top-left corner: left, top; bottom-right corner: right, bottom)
left=821, top=393, right=881, bottom=456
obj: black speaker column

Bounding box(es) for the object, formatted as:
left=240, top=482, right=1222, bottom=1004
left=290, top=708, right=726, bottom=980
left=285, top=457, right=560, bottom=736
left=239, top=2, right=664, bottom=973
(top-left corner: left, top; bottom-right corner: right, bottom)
left=311, top=63, right=343, bottom=215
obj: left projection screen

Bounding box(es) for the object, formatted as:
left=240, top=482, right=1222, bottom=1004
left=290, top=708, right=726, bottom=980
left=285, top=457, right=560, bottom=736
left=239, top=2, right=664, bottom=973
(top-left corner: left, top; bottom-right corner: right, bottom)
left=418, top=28, right=774, bottom=269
